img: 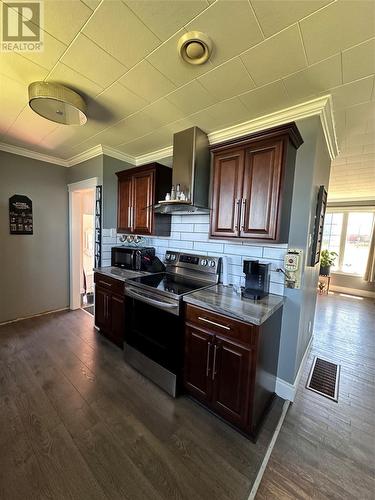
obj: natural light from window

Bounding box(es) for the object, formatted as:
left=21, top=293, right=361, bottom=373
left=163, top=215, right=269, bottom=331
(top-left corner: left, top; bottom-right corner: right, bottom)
left=322, top=210, right=374, bottom=276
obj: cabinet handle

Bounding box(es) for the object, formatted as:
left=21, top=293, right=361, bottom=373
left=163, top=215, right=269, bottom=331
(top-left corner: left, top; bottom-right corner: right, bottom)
left=212, top=345, right=218, bottom=381
left=240, top=199, right=246, bottom=231
left=206, top=342, right=211, bottom=376
left=198, top=316, right=230, bottom=330
left=234, top=199, right=241, bottom=230
left=98, top=280, right=112, bottom=287
left=128, top=206, right=131, bottom=224
left=106, top=295, right=110, bottom=319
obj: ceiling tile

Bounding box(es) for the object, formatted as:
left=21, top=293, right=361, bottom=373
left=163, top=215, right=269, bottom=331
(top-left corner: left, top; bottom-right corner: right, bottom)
left=17, top=30, right=67, bottom=70
left=94, top=83, right=148, bottom=121
left=47, top=62, right=104, bottom=98
left=147, top=29, right=213, bottom=86
left=61, top=34, right=127, bottom=87
left=166, top=80, right=216, bottom=115
left=83, top=0, right=161, bottom=68
left=185, top=0, right=263, bottom=66
left=92, top=112, right=157, bottom=146
left=342, top=38, right=375, bottom=84
left=0, top=52, right=48, bottom=85
left=118, top=60, right=176, bottom=102
left=6, top=105, right=60, bottom=147
left=123, top=0, right=208, bottom=41
left=300, top=0, right=375, bottom=64
left=80, top=0, right=100, bottom=10
left=144, top=99, right=185, bottom=127
left=40, top=0, right=93, bottom=45
left=0, top=76, right=27, bottom=135
left=197, top=57, right=255, bottom=100
left=283, top=54, right=342, bottom=100
left=238, top=80, right=291, bottom=119
left=189, top=97, right=250, bottom=132
left=250, top=0, right=332, bottom=37
left=330, top=76, right=374, bottom=110
left=38, top=125, right=78, bottom=152
left=241, top=25, right=307, bottom=86
left=118, top=127, right=172, bottom=155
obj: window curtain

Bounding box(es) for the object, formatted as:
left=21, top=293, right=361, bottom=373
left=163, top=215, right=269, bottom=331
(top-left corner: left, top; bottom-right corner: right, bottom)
left=364, top=221, right=375, bottom=283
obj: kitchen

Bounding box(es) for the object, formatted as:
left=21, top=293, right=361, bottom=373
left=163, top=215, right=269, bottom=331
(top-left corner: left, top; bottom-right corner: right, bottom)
left=1, top=1, right=374, bottom=498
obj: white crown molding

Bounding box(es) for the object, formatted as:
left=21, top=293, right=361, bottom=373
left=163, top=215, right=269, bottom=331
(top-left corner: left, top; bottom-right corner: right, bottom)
left=0, top=95, right=339, bottom=168
left=0, top=141, right=69, bottom=166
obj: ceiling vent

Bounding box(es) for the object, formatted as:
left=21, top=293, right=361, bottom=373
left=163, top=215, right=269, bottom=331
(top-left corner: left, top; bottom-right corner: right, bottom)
left=28, top=82, right=87, bottom=125
left=177, top=31, right=212, bottom=65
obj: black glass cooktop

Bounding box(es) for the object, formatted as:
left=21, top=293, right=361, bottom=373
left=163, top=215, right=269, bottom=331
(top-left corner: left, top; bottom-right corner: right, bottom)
left=128, top=273, right=209, bottom=297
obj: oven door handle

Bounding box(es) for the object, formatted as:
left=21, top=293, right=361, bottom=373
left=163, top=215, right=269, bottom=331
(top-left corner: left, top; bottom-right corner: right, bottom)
left=125, top=288, right=178, bottom=309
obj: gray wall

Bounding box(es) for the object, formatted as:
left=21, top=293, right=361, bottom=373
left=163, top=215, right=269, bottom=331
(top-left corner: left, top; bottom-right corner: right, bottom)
left=0, top=151, right=69, bottom=323
left=66, top=156, right=103, bottom=184
left=277, top=117, right=331, bottom=383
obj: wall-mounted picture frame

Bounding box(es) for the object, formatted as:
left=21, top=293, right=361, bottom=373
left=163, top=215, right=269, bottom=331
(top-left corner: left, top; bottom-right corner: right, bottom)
left=310, top=185, right=327, bottom=266
left=9, top=195, right=33, bottom=235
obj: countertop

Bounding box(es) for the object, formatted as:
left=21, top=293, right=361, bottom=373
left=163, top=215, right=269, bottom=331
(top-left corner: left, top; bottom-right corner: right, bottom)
left=183, top=285, right=284, bottom=326
left=94, top=266, right=148, bottom=282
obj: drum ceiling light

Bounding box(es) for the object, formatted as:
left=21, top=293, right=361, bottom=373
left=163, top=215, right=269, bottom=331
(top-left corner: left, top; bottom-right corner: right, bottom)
left=177, top=31, right=212, bottom=65
left=28, top=82, right=87, bottom=125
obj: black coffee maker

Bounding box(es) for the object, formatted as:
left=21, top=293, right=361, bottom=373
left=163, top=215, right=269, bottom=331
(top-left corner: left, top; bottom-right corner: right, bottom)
left=242, top=260, right=270, bottom=300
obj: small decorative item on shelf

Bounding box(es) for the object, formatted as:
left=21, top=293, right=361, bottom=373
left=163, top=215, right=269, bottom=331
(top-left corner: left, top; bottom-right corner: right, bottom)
left=165, top=193, right=171, bottom=201
left=171, top=185, right=176, bottom=200
left=319, top=249, right=338, bottom=276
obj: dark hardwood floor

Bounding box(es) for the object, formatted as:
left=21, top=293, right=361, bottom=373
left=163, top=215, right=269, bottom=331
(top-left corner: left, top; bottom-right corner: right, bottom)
left=0, top=308, right=283, bottom=500
left=257, top=293, right=375, bottom=499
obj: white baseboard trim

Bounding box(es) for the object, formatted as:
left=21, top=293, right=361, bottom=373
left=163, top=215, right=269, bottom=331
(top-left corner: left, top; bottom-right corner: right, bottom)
left=330, top=285, right=375, bottom=299
left=247, top=400, right=290, bottom=500
left=275, top=334, right=313, bottom=401
left=0, top=307, right=69, bottom=326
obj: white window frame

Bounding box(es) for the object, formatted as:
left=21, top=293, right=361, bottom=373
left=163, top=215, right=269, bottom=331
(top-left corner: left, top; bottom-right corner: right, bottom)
left=326, top=206, right=375, bottom=277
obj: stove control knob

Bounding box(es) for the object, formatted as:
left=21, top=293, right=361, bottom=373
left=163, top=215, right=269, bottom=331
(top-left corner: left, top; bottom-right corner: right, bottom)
left=201, top=259, right=208, bottom=266
left=208, top=260, right=216, bottom=267
left=165, top=254, right=170, bottom=260
left=171, top=254, right=176, bottom=261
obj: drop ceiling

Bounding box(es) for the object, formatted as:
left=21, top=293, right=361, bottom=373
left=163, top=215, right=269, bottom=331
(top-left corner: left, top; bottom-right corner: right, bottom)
left=0, top=0, right=374, bottom=201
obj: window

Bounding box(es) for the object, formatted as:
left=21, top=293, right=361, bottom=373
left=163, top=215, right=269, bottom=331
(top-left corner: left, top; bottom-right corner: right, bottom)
left=322, top=210, right=375, bottom=276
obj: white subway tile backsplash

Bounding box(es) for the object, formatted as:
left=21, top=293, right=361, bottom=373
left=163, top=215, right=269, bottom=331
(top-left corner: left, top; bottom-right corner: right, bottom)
left=169, top=240, right=193, bottom=249
left=269, top=282, right=284, bottom=295
left=194, top=242, right=224, bottom=253
left=181, top=232, right=208, bottom=241
left=194, top=223, right=210, bottom=233
left=171, top=223, right=194, bottom=232
left=263, top=247, right=287, bottom=260
left=224, top=244, right=263, bottom=257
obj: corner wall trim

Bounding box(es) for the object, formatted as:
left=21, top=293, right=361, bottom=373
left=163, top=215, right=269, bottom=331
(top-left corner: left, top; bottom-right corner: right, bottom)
left=0, top=307, right=69, bottom=326
left=275, top=334, right=313, bottom=401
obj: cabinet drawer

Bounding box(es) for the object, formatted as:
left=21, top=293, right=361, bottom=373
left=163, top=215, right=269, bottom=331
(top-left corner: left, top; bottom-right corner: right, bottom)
left=94, top=273, right=124, bottom=295
left=185, top=304, right=255, bottom=346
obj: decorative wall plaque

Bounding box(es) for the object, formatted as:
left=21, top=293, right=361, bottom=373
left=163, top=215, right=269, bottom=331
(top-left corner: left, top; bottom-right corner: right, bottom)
left=310, top=185, right=327, bottom=266
left=9, top=195, right=33, bottom=235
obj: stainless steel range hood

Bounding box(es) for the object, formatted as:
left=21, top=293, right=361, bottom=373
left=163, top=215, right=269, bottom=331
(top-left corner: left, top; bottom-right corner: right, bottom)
left=154, top=127, right=210, bottom=215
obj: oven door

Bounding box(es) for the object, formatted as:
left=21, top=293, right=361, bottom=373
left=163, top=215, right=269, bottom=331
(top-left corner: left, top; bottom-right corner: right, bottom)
left=124, top=286, right=183, bottom=391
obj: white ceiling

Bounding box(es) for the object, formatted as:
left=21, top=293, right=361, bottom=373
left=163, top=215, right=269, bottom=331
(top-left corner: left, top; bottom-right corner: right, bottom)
left=0, top=0, right=374, bottom=201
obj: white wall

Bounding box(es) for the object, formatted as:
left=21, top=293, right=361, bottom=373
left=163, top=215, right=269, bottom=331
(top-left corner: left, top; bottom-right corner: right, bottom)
left=102, top=213, right=287, bottom=296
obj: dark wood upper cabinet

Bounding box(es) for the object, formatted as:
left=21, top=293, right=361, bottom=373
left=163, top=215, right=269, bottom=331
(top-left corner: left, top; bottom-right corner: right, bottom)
left=116, top=162, right=172, bottom=236
left=210, top=123, right=303, bottom=243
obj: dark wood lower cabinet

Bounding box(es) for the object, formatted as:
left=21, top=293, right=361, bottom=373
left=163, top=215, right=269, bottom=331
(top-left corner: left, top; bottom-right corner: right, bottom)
left=94, top=273, right=125, bottom=348
left=184, top=304, right=282, bottom=440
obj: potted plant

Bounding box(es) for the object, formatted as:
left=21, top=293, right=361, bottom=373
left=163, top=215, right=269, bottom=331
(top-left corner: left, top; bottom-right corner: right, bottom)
left=319, top=250, right=338, bottom=276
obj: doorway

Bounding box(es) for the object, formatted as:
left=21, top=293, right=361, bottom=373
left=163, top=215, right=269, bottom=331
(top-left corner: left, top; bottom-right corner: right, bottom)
left=68, top=178, right=98, bottom=313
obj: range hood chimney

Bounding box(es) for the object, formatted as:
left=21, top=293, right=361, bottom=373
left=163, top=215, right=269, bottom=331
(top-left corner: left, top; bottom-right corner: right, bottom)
left=154, top=127, right=210, bottom=215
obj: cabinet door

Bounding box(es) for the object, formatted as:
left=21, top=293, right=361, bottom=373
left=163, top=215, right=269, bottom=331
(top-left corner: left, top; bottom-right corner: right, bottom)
left=110, top=294, right=125, bottom=347
left=240, top=139, right=283, bottom=240
left=210, top=149, right=244, bottom=238
left=118, top=176, right=133, bottom=233
left=211, top=338, right=251, bottom=428
left=95, top=287, right=110, bottom=330
left=184, top=326, right=214, bottom=404
left=132, top=170, right=154, bottom=235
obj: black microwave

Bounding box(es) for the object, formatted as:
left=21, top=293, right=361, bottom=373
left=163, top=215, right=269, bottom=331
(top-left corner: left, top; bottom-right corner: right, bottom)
left=111, top=246, right=155, bottom=271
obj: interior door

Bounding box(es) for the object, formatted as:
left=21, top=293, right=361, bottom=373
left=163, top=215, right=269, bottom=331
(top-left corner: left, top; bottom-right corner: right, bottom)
left=184, top=325, right=214, bottom=404
left=132, top=170, right=154, bottom=235
left=210, top=149, right=244, bottom=238
left=118, top=176, right=133, bottom=233
left=240, top=139, right=283, bottom=240
left=211, top=337, right=251, bottom=428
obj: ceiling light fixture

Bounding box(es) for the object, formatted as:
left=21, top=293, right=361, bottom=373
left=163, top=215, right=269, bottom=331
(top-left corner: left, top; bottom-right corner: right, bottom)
left=28, top=82, right=87, bottom=125
left=177, top=31, right=212, bottom=65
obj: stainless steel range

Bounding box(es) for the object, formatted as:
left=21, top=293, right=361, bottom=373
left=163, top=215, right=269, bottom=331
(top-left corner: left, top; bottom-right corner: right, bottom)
left=124, top=251, right=221, bottom=396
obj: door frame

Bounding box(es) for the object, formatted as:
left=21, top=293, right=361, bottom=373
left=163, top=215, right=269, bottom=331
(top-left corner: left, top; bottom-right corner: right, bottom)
left=68, top=178, right=98, bottom=310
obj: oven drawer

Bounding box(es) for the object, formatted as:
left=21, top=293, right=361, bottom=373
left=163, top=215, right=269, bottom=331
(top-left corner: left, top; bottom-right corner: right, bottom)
left=185, top=304, right=255, bottom=346
left=94, top=273, right=125, bottom=295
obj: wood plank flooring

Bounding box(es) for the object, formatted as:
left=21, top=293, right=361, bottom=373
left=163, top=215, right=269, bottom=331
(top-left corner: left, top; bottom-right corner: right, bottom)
left=257, top=293, right=375, bottom=499
left=0, top=309, right=283, bottom=500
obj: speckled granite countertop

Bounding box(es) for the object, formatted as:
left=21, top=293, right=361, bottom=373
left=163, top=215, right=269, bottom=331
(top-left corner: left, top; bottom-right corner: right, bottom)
left=94, top=267, right=148, bottom=282
left=183, top=285, right=284, bottom=326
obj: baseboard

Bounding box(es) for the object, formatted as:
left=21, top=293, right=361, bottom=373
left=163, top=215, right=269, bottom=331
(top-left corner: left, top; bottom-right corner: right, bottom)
left=330, top=285, right=375, bottom=299
left=275, top=334, right=313, bottom=402
left=0, top=307, right=69, bottom=326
